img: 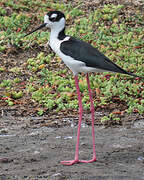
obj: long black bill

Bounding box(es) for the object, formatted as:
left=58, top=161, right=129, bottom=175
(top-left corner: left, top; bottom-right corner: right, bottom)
left=24, top=23, right=47, bottom=37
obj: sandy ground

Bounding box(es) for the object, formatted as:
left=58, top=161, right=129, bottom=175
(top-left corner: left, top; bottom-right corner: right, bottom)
left=0, top=114, right=144, bottom=180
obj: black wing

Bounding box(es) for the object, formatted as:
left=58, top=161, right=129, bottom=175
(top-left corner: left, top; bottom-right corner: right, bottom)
left=60, top=37, right=140, bottom=77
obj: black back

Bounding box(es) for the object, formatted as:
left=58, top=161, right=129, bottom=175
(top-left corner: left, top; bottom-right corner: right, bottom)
left=60, top=37, right=140, bottom=77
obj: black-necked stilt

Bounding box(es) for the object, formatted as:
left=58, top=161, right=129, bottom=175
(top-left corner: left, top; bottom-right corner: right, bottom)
left=24, top=11, right=143, bottom=165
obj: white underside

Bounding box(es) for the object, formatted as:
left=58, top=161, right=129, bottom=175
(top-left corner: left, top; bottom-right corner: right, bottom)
left=49, top=33, right=107, bottom=75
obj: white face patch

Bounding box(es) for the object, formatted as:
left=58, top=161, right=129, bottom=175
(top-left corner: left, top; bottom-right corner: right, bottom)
left=51, top=13, right=57, bottom=18
left=44, top=15, right=49, bottom=23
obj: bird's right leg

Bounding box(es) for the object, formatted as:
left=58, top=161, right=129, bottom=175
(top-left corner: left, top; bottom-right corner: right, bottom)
left=61, top=75, right=83, bottom=165
left=79, top=73, right=97, bottom=163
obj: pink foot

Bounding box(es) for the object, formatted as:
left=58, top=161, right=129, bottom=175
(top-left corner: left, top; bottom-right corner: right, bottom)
left=61, top=158, right=96, bottom=165
left=61, top=159, right=79, bottom=165
left=79, top=157, right=97, bottom=163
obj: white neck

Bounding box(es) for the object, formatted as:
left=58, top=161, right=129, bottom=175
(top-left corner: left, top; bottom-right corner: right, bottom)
left=48, top=18, right=68, bottom=54
left=50, top=18, right=65, bottom=40
left=50, top=28, right=61, bottom=40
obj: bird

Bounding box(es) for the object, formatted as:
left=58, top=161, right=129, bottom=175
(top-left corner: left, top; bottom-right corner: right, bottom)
left=24, top=11, right=143, bottom=165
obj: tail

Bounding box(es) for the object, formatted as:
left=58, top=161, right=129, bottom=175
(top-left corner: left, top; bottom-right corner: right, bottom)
left=104, top=57, right=144, bottom=79
left=125, top=71, right=144, bottom=78
left=116, top=68, right=144, bottom=79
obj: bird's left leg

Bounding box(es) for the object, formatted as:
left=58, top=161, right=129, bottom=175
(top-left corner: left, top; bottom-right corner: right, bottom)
left=61, top=75, right=83, bottom=165
left=79, top=73, right=97, bottom=163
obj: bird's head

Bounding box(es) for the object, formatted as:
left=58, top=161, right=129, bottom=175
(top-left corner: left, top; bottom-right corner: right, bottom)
left=45, top=11, right=65, bottom=29
left=24, top=11, right=65, bottom=37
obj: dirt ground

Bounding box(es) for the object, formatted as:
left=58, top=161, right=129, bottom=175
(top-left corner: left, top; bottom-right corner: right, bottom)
left=0, top=112, right=144, bottom=180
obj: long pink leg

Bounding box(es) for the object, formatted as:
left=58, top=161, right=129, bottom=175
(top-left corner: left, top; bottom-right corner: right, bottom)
left=61, top=75, right=83, bottom=165
left=79, top=73, right=97, bottom=163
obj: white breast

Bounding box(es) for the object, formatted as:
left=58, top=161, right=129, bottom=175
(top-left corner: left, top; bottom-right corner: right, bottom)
left=49, top=36, right=85, bottom=75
